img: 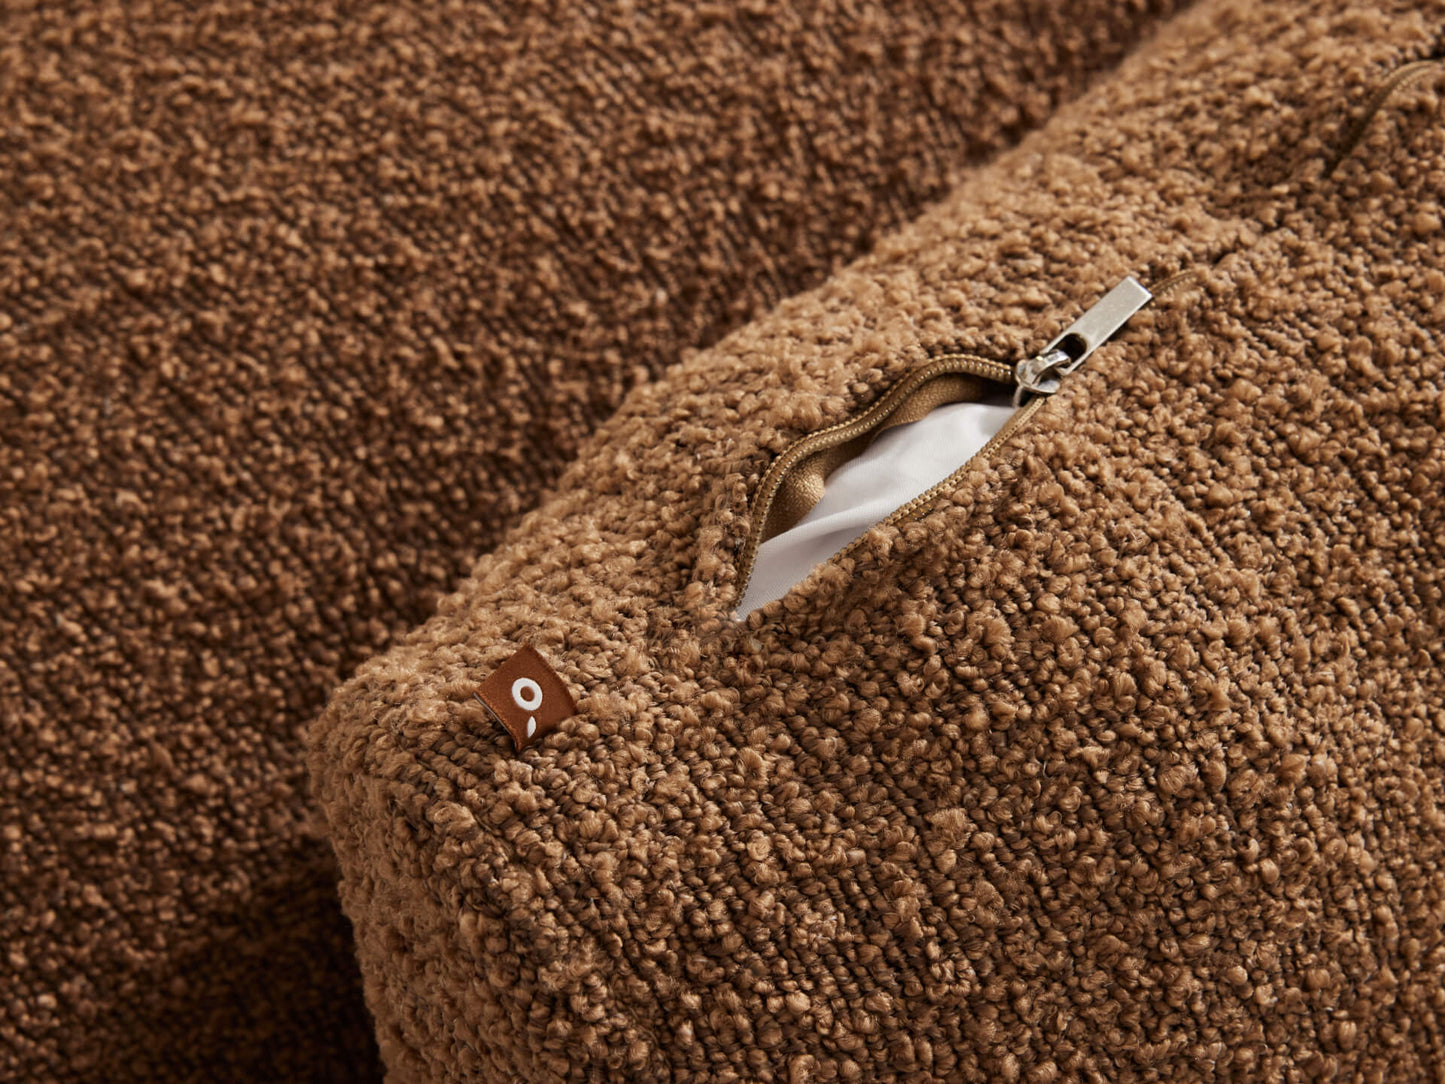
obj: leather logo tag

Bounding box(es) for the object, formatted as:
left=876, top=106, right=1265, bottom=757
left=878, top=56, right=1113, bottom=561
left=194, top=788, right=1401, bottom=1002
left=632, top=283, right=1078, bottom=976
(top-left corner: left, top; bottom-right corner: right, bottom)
left=474, top=645, right=577, bottom=752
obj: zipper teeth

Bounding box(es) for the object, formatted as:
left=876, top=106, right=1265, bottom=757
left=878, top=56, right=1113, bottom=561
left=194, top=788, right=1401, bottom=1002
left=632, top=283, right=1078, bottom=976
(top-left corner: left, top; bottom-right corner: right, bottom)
left=734, top=352, right=1011, bottom=601
left=1325, top=58, right=1444, bottom=178
left=1147, top=267, right=1204, bottom=300
left=828, top=393, right=1046, bottom=568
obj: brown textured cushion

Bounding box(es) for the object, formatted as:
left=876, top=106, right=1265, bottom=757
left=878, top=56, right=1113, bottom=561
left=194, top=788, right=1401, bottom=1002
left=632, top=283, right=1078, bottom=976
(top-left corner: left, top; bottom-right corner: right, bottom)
left=0, top=2, right=1191, bottom=1080
left=311, top=1, right=1445, bottom=1079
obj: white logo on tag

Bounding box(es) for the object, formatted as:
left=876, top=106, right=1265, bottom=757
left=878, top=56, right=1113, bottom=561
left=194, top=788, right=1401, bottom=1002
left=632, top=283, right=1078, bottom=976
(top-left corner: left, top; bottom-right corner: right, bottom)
left=512, top=677, right=544, bottom=738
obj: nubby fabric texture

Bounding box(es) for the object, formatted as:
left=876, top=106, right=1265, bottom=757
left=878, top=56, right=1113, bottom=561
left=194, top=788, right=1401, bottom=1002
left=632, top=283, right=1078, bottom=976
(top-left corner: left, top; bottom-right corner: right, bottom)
left=313, top=1, right=1445, bottom=1080
left=0, top=2, right=1188, bottom=1080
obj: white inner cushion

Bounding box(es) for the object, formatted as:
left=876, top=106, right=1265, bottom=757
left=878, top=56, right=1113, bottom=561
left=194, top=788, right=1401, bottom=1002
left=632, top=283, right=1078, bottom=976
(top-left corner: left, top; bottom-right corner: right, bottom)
left=737, top=393, right=1016, bottom=615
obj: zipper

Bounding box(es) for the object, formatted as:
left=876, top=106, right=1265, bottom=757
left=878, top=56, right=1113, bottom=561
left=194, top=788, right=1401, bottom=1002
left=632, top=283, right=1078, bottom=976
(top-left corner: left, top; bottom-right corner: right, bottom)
left=734, top=277, right=1153, bottom=610
left=1010, top=277, right=1153, bottom=405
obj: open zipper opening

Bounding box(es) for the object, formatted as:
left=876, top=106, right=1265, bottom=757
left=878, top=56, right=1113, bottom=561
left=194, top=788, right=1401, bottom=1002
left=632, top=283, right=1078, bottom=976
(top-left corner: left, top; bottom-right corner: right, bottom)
left=733, top=277, right=1157, bottom=614
left=827, top=388, right=1047, bottom=567
left=736, top=353, right=1014, bottom=606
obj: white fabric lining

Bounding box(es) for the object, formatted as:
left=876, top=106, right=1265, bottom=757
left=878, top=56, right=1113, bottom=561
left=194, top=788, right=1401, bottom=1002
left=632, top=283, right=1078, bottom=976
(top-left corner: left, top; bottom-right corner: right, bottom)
left=737, top=392, right=1016, bottom=615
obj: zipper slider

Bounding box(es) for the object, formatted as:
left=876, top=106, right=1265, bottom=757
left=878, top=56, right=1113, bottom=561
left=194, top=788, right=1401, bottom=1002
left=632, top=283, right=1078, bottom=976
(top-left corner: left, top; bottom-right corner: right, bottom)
left=1013, top=277, right=1152, bottom=406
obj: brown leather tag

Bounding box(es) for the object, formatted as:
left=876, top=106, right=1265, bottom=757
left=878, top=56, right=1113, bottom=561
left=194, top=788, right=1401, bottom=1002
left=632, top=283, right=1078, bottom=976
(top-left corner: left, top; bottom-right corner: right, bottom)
left=473, top=645, right=577, bottom=752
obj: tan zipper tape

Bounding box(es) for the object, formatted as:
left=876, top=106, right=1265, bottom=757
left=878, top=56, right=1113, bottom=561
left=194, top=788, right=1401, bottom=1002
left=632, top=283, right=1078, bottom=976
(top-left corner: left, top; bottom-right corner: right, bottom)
left=734, top=353, right=1012, bottom=600
left=826, top=392, right=1047, bottom=572
left=762, top=371, right=1000, bottom=541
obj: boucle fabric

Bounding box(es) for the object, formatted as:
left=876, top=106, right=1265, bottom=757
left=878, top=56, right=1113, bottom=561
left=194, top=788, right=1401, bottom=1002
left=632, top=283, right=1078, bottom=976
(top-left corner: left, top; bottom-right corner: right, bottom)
left=312, top=1, right=1445, bottom=1080
left=0, top=3, right=1190, bottom=1080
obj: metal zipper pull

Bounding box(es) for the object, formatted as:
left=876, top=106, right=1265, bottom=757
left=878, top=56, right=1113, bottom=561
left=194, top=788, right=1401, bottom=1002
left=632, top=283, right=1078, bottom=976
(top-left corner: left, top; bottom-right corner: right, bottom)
left=1013, top=277, right=1152, bottom=406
